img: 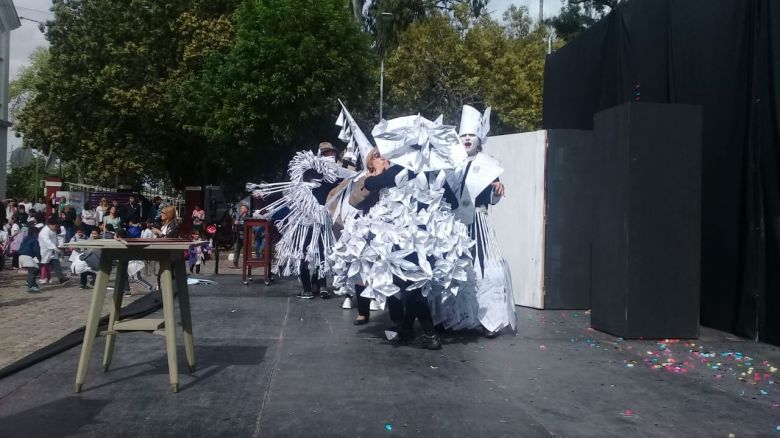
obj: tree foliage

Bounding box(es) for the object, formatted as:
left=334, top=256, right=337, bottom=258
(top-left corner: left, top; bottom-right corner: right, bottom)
left=13, top=0, right=239, bottom=188
left=384, top=5, right=551, bottom=133
left=173, top=0, right=375, bottom=187
left=548, top=0, right=625, bottom=41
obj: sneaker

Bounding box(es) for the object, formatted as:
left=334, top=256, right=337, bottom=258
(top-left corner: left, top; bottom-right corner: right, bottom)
left=341, top=296, right=353, bottom=309
left=296, top=291, right=315, bottom=300
left=319, top=290, right=331, bottom=300
left=417, top=333, right=442, bottom=350
left=369, top=300, right=382, bottom=311
left=27, top=286, right=40, bottom=293
left=40, top=279, right=49, bottom=285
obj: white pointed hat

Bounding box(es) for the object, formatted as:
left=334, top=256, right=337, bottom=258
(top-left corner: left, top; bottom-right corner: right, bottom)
left=458, top=105, right=491, bottom=144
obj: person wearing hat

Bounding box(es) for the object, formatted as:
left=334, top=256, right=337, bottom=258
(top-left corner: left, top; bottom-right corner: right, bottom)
left=318, top=141, right=338, bottom=159
left=444, top=105, right=514, bottom=338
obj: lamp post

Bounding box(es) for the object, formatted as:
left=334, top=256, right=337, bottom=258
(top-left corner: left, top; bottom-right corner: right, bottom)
left=379, top=11, right=393, bottom=121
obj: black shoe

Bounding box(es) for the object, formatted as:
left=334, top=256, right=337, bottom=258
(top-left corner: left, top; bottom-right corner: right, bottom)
left=320, top=290, right=331, bottom=300
left=387, top=326, right=412, bottom=343
left=80, top=284, right=90, bottom=289
left=296, top=291, right=315, bottom=300
left=482, top=327, right=500, bottom=339
left=417, top=333, right=442, bottom=350
left=353, top=316, right=370, bottom=325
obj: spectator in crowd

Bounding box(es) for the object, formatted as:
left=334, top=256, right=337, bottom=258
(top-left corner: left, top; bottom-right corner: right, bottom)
left=69, top=226, right=88, bottom=243
left=39, top=216, right=70, bottom=285
left=8, top=216, right=22, bottom=269
left=62, top=205, right=77, bottom=244
left=0, top=218, right=8, bottom=270
left=191, top=205, right=205, bottom=233
left=127, top=218, right=142, bottom=238
left=149, top=196, right=162, bottom=224
left=19, top=224, right=42, bottom=293
left=102, top=206, right=121, bottom=233
left=188, top=229, right=211, bottom=274
left=20, top=198, right=32, bottom=213
left=123, top=195, right=141, bottom=226
left=151, top=205, right=179, bottom=238
left=81, top=201, right=98, bottom=234
left=96, top=197, right=109, bottom=224
left=32, top=198, right=46, bottom=214
left=89, top=229, right=100, bottom=240
left=231, top=204, right=249, bottom=268
left=5, top=200, right=16, bottom=220
left=13, top=204, right=28, bottom=226
left=103, top=224, right=116, bottom=240
left=141, top=221, right=155, bottom=239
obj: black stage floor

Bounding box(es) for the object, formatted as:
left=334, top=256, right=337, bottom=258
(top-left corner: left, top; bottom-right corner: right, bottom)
left=1, top=275, right=779, bottom=437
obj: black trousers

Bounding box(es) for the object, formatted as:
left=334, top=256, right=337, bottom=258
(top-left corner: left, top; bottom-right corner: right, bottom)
left=356, top=284, right=371, bottom=317
left=392, top=277, right=434, bottom=334
left=299, top=263, right=322, bottom=293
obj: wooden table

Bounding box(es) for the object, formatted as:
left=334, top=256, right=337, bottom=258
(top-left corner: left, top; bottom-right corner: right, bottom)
left=242, top=219, right=273, bottom=285
left=69, top=239, right=199, bottom=393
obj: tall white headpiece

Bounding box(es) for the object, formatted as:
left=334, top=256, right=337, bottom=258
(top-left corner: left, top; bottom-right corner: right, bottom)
left=458, top=105, right=491, bottom=145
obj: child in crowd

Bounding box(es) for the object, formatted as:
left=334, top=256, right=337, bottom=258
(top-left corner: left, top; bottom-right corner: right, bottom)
left=141, top=221, right=155, bottom=239
left=188, top=230, right=211, bottom=274
left=127, top=218, right=142, bottom=238
left=18, top=225, right=42, bottom=293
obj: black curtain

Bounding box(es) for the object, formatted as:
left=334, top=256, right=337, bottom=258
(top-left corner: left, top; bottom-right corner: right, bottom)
left=543, top=0, right=780, bottom=344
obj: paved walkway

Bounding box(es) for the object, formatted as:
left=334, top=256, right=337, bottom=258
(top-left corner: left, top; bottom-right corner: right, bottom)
left=0, top=253, right=243, bottom=369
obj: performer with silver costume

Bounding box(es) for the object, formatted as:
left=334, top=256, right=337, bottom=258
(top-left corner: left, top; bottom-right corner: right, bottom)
left=250, top=150, right=348, bottom=299
left=442, top=105, right=516, bottom=337
left=329, top=113, right=478, bottom=349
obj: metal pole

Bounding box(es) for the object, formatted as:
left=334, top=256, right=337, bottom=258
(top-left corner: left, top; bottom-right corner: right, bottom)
left=379, top=57, right=384, bottom=121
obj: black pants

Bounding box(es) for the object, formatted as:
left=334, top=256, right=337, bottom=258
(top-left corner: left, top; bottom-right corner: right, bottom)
left=394, top=277, right=434, bottom=334
left=299, top=263, right=322, bottom=293
left=356, top=284, right=371, bottom=317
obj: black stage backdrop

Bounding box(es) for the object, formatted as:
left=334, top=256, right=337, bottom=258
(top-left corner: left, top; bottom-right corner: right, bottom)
left=543, top=0, right=780, bottom=344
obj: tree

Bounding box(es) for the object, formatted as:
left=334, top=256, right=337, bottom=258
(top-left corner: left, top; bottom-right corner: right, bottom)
left=8, top=47, right=50, bottom=123
left=364, top=0, right=489, bottom=54
left=547, top=0, right=625, bottom=41
left=13, top=0, right=239, bottom=188
left=173, top=0, right=375, bottom=189
left=383, top=6, right=550, bottom=133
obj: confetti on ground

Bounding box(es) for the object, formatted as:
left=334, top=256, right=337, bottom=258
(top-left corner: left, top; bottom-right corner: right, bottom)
left=385, top=423, right=392, bottom=431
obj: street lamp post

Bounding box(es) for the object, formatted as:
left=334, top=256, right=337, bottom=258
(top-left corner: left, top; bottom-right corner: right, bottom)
left=379, top=12, right=393, bottom=121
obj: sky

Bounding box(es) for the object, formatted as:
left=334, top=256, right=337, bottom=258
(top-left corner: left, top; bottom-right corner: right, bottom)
left=5, top=0, right=565, bottom=152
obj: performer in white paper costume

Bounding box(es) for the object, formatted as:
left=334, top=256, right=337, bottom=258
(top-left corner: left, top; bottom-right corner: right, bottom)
left=251, top=150, right=343, bottom=299
left=330, top=114, right=479, bottom=349
left=442, top=105, right=515, bottom=337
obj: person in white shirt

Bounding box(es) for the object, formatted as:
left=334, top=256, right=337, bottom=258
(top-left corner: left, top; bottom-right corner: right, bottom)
left=38, top=217, right=70, bottom=285
left=8, top=217, right=21, bottom=269
left=20, top=198, right=33, bottom=214
left=80, top=201, right=98, bottom=234
left=141, top=221, right=155, bottom=239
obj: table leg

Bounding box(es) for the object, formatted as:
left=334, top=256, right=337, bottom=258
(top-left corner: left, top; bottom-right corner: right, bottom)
left=74, top=255, right=113, bottom=393
left=174, top=259, right=196, bottom=373
left=103, top=258, right=128, bottom=371
left=159, top=255, right=180, bottom=392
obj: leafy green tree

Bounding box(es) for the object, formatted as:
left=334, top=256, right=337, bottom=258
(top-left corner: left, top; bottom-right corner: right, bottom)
left=384, top=6, right=550, bottom=133
left=364, top=0, right=490, bottom=54
left=547, top=0, right=625, bottom=41
left=13, top=0, right=238, bottom=188
left=173, top=0, right=375, bottom=187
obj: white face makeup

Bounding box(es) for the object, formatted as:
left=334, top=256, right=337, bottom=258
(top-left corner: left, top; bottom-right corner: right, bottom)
left=460, top=133, right=481, bottom=156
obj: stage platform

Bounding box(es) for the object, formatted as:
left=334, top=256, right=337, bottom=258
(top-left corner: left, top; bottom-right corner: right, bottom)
left=0, top=275, right=778, bottom=437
